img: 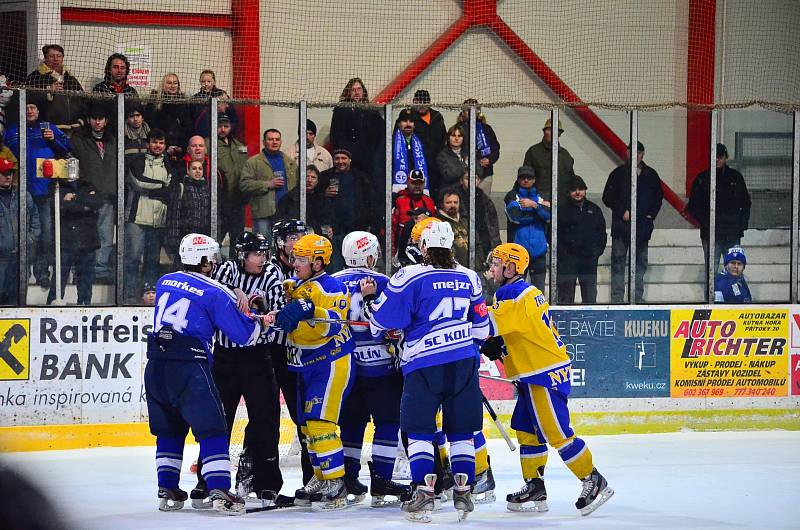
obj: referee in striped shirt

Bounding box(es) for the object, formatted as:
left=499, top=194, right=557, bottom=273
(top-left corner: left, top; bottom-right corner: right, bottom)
left=208, top=231, right=286, bottom=502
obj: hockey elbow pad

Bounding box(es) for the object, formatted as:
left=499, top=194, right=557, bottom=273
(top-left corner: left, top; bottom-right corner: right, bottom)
left=276, top=299, right=315, bottom=332
left=480, top=336, right=506, bottom=361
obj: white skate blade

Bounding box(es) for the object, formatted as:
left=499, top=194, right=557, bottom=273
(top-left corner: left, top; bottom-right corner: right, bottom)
left=457, top=508, right=470, bottom=522
left=473, top=490, right=496, bottom=504
left=311, top=497, right=348, bottom=511
left=506, top=499, right=549, bottom=513
left=191, top=497, right=213, bottom=510
left=578, top=486, right=614, bottom=516
left=404, top=509, right=432, bottom=523
left=213, top=498, right=245, bottom=516
left=370, top=495, right=402, bottom=507
left=158, top=498, right=184, bottom=511
left=347, top=492, right=366, bottom=506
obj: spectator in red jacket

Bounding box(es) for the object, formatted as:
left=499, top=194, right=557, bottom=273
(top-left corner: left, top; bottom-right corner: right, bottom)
left=391, top=169, right=435, bottom=258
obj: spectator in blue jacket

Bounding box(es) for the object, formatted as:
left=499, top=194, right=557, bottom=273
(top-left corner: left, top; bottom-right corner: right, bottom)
left=504, top=165, right=551, bottom=289
left=0, top=158, right=41, bottom=305
left=714, top=246, right=752, bottom=303
left=4, top=101, right=71, bottom=289
left=602, top=141, right=663, bottom=303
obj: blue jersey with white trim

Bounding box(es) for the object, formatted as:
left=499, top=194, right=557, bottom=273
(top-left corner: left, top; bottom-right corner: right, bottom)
left=332, top=267, right=394, bottom=377
left=369, top=263, right=489, bottom=375
left=153, top=271, right=260, bottom=362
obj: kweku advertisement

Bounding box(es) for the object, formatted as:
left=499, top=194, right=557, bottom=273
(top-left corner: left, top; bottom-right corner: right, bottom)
left=670, top=309, right=789, bottom=397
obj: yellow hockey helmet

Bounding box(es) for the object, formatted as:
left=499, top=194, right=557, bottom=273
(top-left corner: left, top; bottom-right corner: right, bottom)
left=410, top=216, right=439, bottom=244
left=293, top=233, right=333, bottom=266
left=491, top=243, right=530, bottom=275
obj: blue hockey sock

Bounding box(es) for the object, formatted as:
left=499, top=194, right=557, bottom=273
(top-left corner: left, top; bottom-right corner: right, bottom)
left=448, top=433, right=476, bottom=484
left=199, top=434, right=232, bottom=491
left=407, top=433, right=435, bottom=484
left=371, top=424, right=399, bottom=479
left=341, top=422, right=367, bottom=477
left=155, top=435, right=185, bottom=489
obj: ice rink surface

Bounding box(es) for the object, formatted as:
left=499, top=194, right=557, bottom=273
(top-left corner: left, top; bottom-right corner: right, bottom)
left=4, top=430, right=799, bottom=530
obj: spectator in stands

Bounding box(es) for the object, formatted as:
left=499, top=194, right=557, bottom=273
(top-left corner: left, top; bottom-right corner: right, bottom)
left=25, top=44, right=85, bottom=136
left=4, top=101, right=71, bottom=289
left=123, top=102, right=150, bottom=158
left=286, top=119, right=333, bottom=172
left=504, top=165, right=551, bottom=289
left=330, top=77, right=384, bottom=177
left=556, top=175, right=607, bottom=304
left=522, top=117, right=575, bottom=202
left=164, top=160, right=211, bottom=263
left=191, top=69, right=238, bottom=138
left=602, top=141, right=663, bottom=304
left=0, top=132, right=18, bottom=188
left=276, top=164, right=334, bottom=235
left=205, top=114, right=248, bottom=255
left=391, top=169, right=435, bottom=258
left=412, top=89, right=447, bottom=197
left=93, top=53, right=138, bottom=96
left=456, top=98, right=500, bottom=194
left=123, top=128, right=180, bottom=303
left=714, top=246, right=752, bottom=303
left=448, top=170, right=501, bottom=265
left=319, top=148, right=374, bottom=271
left=69, top=106, right=118, bottom=284
left=436, top=189, right=469, bottom=266
left=0, top=70, right=13, bottom=139
left=436, top=124, right=481, bottom=191
left=144, top=73, right=191, bottom=161
left=397, top=206, right=432, bottom=267
left=686, top=143, right=751, bottom=274
left=239, top=128, right=297, bottom=244
left=392, top=108, right=431, bottom=194
left=0, top=157, right=40, bottom=306
left=47, top=177, right=101, bottom=305
left=141, top=282, right=156, bottom=306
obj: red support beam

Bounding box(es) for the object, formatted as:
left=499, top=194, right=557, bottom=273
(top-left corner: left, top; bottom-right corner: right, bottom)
left=61, top=7, right=232, bottom=29
left=685, top=0, right=716, bottom=196
left=231, top=0, right=261, bottom=155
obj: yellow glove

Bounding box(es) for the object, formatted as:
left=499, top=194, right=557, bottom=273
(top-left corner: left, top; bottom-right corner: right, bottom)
left=283, top=279, right=297, bottom=300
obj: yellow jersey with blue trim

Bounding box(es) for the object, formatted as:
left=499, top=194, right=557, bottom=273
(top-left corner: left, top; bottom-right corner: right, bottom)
left=284, top=272, right=354, bottom=370
left=487, top=278, right=572, bottom=394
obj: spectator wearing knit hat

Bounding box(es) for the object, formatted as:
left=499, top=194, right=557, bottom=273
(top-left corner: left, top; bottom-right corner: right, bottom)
left=522, top=116, right=575, bottom=202
left=714, top=247, right=752, bottom=303
left=285, top=119, right=333, bottom=172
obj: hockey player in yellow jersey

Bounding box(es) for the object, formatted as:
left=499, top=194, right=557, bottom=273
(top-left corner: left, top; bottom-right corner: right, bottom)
left=481, top=242, right=613, bottom=516
left=266, top=233, right=355, bottom=511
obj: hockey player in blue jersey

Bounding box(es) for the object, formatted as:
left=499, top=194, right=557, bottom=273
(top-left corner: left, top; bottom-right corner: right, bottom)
left=145, top=233, right=263, bottom=516
left=332, top=231, right=411, bottom=507
left=369, top=222, right=490, bottom=523
left=265, top=233, right=356, bottom=510
left=714, top=246, right=752, bottom=303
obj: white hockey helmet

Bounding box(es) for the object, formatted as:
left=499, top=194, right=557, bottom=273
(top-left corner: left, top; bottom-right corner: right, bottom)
left=421, top=221, right=454, bottom=250
left=179, top=233, right=220, bottom=266
left=342, top=231, right=381, bottom=267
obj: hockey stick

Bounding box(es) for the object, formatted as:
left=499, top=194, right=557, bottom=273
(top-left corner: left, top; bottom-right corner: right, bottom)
left=309, top=317, right=370, bottom=326
left=481, top=393, right=517, bottom=452
left=479, top=373, right=516, bottom=385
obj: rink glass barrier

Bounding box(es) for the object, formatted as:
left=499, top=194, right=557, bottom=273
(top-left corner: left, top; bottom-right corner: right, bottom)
left=1, top=93, right=799, bottom=308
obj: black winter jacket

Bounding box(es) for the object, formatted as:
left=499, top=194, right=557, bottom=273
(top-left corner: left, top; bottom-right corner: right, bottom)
left=686, top=165, right=751, bottom=240
left=602, top=163, right=663, bottom=242
left=557, top=198, right=607, bottom=259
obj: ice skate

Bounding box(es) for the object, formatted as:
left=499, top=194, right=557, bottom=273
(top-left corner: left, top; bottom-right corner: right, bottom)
left=472, top=465, right=496, bottom=504
left=368, top=460, right=411, bottom=507
left=575, top=468, right=614, bottom=516
left=506, top=477, right=549, bottom=513
left=157, top=487, right=187, bottom=511
left=452, top=472, right=474, bottom=522
left=310, top=478, right=348, bottom=511
left=209, top=488, right=246, bottom=515
left=243, top=489, right=277, bottom=508
left=401, top=473, right=436, bottom=523
left=294, top=475, right=324, bottom=507
left=190, top=483, right=213, bottom=510
left=344, top=472, right=368, bottom=505
left=437, top=466, right=455, bottom=500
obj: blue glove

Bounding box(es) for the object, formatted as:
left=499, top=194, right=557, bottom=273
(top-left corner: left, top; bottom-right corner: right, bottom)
left=276, top=299, right=315, bottom=332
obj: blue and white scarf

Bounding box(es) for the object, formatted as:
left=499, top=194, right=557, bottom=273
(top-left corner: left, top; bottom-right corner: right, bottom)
left=392, top=129, right=428, bottom=194
left=476, top=121, right=491, bottom=158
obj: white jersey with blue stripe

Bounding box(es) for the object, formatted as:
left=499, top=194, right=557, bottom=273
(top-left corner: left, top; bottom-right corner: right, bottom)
left=153, top=271, right=260, bottom=361
left=369, top=263, right=490, bottom=375
left=332, top=267, right=394, bottom=377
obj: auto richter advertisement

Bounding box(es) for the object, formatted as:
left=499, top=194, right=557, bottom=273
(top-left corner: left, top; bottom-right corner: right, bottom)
left=0, top=308, right=152, bottom=425
left=670, top=309, right=789, bottom=397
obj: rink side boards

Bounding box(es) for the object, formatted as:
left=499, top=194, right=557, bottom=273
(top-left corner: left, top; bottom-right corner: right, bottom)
left=0, top=306, right=798, bottom=452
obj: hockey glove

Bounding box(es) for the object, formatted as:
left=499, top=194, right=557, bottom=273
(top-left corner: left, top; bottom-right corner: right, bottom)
left=248, top=293, right=267, bottom=314
left=276, top=298, right=315, bottom=333
left=480, top=336, right=506, bottom=361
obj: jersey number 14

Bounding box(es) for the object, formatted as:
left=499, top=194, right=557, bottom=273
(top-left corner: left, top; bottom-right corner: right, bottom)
left=155, top=293, right=191, bottom=333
